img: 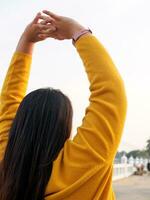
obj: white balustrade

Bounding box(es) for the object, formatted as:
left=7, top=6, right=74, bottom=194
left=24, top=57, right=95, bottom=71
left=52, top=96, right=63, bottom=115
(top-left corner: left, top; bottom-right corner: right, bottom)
left=113, top=163, right=136, bottom=181
left=113, top=155, right=149, bottom=181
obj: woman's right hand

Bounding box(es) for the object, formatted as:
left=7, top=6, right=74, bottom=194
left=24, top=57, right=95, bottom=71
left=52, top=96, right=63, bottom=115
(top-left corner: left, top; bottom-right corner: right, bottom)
left=39, top=10, right=86, bottom=40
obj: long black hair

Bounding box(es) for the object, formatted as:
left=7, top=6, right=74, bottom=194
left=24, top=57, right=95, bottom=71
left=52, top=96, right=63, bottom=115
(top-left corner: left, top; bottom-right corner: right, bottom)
left=0, top=88, right=73, bottom=200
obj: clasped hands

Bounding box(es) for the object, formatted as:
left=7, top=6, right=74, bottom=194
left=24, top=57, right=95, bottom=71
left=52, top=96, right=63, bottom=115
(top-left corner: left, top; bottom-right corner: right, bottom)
left=23, top=10, right=85, bottom=43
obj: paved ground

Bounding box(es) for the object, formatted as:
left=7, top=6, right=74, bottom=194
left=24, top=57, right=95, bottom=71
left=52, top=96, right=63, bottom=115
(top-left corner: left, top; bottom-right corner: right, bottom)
left=113, top=174, right=150, bottom=200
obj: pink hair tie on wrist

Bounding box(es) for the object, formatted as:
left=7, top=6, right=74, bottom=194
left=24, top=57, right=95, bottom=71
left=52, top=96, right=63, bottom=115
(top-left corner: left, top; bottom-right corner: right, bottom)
left=72, top=28, right=92, bottom=45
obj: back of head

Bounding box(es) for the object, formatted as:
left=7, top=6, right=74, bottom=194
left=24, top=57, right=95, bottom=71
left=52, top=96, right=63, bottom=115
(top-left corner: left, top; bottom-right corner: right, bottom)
left=0, top=88, right=73, bottom=200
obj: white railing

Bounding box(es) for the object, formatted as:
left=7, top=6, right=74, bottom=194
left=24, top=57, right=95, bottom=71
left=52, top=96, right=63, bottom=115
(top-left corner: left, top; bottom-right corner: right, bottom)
left=113, top=163, right=136, bottom=181
left=113, top=155, right=149, bottom=181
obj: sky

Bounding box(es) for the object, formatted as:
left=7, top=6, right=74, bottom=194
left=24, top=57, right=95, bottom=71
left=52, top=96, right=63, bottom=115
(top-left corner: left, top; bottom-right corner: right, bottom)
left=0, top=0, right=150, bottom=152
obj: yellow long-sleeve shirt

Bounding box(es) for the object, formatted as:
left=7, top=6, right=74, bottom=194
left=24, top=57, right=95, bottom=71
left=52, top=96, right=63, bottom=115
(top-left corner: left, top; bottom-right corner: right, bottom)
left=0, top=35, right=127, bottom=200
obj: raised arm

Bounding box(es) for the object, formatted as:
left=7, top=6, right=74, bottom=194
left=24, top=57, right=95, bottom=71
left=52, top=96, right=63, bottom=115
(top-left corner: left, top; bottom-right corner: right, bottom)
left=73, top=35, right=127, bottom=163
left=42, top=11, right=127, bottom=165
left=0, top=13, right=56, bottom=160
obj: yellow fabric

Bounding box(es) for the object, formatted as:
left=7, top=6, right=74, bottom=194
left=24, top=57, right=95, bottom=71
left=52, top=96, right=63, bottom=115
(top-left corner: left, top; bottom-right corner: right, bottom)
left=0, top=35, right=127, bottom=200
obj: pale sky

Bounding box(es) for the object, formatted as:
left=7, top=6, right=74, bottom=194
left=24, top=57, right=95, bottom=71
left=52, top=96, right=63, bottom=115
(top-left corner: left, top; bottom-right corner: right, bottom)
left=0, top=0, right=150, bottom=152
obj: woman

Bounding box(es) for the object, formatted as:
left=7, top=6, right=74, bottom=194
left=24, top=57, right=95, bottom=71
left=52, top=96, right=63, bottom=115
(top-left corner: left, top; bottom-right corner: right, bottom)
left=0, top=10, right=127, bottom=200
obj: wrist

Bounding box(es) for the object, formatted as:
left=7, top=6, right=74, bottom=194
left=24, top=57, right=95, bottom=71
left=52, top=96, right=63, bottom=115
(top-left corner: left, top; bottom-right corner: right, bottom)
left=70, top=24, right=86, bottom=38
left=72, top=28, right=92, bottom=45
left=20, top=33, right=35, bottom=45
left=16, top=34, right=34, bottom=55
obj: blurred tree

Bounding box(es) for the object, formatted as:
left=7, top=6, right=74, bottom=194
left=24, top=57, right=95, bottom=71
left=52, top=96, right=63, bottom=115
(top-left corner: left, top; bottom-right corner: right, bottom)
left=115, top=139, right=150, bottom=161
left=146, top=138, right=150, bottom=158
left=126, top=150, right=148, bottom=159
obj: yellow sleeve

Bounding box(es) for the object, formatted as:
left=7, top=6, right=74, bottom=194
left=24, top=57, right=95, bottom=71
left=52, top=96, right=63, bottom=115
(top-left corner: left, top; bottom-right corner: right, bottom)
left=73, top=35, right=127, bottom=164
left=45, top=35, right=127, bottom=194
left=0, top=52, right=32, bottom=160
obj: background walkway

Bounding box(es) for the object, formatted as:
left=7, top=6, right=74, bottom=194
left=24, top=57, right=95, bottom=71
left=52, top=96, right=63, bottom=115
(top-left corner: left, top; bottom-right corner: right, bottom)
left=113, top=174, right=150, bottom=200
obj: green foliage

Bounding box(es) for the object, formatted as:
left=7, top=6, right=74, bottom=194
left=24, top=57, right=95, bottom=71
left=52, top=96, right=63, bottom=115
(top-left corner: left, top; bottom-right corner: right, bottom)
left=146, top=138, right=150, bottom=157
left=116, top=151, right=127, bottom=159
left=116, top=138, right=150, bottom=160
left=127, top=150, right=149, bottom=159
left=116, top=150, right=148, bottom=159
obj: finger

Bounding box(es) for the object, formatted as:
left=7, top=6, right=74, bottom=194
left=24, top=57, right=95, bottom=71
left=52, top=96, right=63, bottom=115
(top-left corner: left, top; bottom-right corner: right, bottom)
left=39, top=15, right=55, bottom=23
left=39, top=30, right=59, bottom=39
left=38, top=33, right=55, bottom=39
left=32, top=12, right=41, bottom=24
left=39, top=26, right=57, bottom=34
left=38, top=34, right=48, bottom=40
left=40, top=20, right=47, bottom=25
left=36, top=24, right=55, bottom=31
left=42, top=10, right=60, bottom=20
